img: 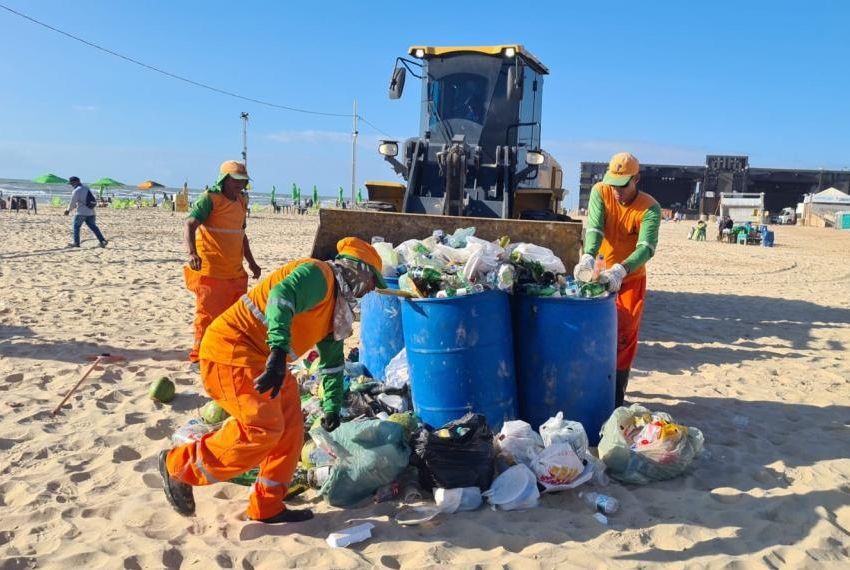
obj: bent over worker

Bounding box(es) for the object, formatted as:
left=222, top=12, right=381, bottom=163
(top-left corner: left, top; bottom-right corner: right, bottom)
left=159, top=237, right=386, bottom=524
left=574, top=152, right=661, bottom=408
left=183, top=160, right=261, bottom=367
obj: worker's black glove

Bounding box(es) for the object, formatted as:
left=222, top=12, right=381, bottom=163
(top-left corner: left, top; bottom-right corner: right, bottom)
left=321, top=411, right=340, bottom=432
left=254, top=348, right=287, bottom=399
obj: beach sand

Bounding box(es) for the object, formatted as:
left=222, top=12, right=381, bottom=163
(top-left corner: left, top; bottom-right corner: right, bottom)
left=1, top=207, right=849, bottom=569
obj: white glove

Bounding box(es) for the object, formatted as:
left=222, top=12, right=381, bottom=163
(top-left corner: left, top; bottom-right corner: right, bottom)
left=573, top=253, right=595, bottom=282
left=599, top=263, right=628, bottom=292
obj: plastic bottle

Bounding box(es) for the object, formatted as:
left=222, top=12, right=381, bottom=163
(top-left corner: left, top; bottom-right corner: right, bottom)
left=579, top=491, right=619, bottom=515
left=407, top=266, right=444, bottom=296
left=593, top=255, right=606, bottom=281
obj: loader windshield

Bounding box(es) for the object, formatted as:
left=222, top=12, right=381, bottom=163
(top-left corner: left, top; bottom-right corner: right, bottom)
left=422, top=54, right=517, bottom=148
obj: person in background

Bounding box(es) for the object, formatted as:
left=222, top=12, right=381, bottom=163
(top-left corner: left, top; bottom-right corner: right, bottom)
left=64, top=176, right=108, bottom=248
left=574, top=152, right=661, bottom=407
left=183, top=160, right=261, bottom=369
left=159, top=237, right=386, bottom=524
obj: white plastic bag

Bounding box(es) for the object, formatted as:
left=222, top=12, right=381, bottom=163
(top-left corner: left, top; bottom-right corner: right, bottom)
left=496, top=420, right=544, bottom=467
left=539, top=412, right=589, bottom=457
left=531, top=443, right=592, bottom=492
left=171, top=418, right=214, bottom=445
left=384, top=349, right=410, bottom=389
left=372, top=241, right=399, bottom=277
left=510, top=243, right=566, bottom=274
left=462, top=236, right=504, bottom=282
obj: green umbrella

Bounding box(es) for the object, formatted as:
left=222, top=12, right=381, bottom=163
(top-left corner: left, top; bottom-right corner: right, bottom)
left=338, top=186, right=344, bottom=205
left=270, top=185, right=276, bottom=204
left=356, top=187, right=364, bottom=204
left=312, top=185, right=319, bottom=208
left=33, top=173, right=68, bottom=184
left=89, top=177, right=124, bottom=191
left=291, top=183, right=298, bottom=201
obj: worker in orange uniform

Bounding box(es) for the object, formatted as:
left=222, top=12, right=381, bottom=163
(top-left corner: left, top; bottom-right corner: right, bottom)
left=574, top=152, right=661, bottom=407
left=159, top=237, right=386, bottom=524
left=183, top=160, right=261, bottom=368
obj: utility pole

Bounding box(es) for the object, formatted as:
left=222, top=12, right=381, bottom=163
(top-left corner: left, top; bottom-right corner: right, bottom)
left=351, top=99, right=358, bottom=206
left=240, top=112, right=249, bottom=168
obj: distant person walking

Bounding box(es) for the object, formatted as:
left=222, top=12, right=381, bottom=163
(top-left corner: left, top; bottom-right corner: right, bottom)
left=183, top=160, right=261, bottom=368
left=64, top=176, right=108, bottom=248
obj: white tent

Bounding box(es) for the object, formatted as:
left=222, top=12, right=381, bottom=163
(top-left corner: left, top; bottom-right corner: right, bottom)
left=808, top=187, right=850, bottom=204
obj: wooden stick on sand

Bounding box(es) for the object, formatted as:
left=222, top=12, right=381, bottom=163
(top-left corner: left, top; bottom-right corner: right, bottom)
left=51, top=353, right=122, bottom=416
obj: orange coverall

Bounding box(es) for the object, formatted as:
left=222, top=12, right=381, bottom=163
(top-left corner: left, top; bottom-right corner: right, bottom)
left=167, top=259, right=338, bottom=520
left=588, top=183, right=660, bottom=371
left=184, top=191, right=249, bottom=363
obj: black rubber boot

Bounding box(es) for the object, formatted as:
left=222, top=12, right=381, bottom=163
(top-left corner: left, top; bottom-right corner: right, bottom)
left=615, top=369, right=630, bottom=408
left=158, top=449, right=196, bottom=516
left=254, top=508, right=314, bottom=524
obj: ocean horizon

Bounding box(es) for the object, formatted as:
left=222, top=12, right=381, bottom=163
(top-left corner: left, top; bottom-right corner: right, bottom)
left=0, top=178, right=347, bottom=206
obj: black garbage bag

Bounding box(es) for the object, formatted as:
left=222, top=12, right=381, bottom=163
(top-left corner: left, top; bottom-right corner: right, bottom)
left=413, top=413, right=495, bottom=491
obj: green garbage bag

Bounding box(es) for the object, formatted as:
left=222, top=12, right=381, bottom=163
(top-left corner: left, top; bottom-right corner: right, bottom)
left=313, top=419, right=410, bottom=507
left=598, top=404, right=704, bottom=485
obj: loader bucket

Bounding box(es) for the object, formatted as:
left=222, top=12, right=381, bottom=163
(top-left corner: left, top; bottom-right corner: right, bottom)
left=311, top=208, right=583, bottom=272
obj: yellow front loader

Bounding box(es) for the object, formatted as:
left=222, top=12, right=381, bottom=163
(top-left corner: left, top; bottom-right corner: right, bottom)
left=312, top=45, right=581, bottom=268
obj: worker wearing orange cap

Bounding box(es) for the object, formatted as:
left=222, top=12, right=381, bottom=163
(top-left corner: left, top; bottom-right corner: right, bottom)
left=159, top=237, right=386, bottom=524
left=183, top=160, right=261, bottom=368
left=574, top=152, right=661, bottom=407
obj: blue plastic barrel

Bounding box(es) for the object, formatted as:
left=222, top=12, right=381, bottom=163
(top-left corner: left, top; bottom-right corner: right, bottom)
left=762, top=230, right=775, bottom=247
left=400, top=290, right=517, bottom=430
left=513, top=294, right=616, bottom=446
left=359, top=277, right=404, bottom=380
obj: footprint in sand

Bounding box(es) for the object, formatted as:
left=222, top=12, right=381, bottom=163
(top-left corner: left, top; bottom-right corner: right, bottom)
left=124, top=412, right=145, bottom=425
left=141, top=473, right=162, bottom=489
left=112, top=445, right=142, bottom=463
left=70, top=472, right=92, bottom=484
left=144, top=420, right=173, bottom=441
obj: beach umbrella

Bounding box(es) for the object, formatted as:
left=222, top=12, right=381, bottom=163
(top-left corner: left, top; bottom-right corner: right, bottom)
left=270, top=185, right=276, bottom=204
left=291, top=183, right=298, bottom=201
left=312, top=185, right=319, bottom=206
left=137, top=180, right=165, bottom=190
left=357, top=187, right=364, bottom=204
left=338, top=186, right=344, bottom=205
left=32, top=173, right=68, bottom=184
left=89, top=177, right=124, bottom=191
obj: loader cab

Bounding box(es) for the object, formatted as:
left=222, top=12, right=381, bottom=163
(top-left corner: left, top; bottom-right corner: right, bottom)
left=421, top=53, right=543, bottom=156
left=379, top=45, right=560, bottom=219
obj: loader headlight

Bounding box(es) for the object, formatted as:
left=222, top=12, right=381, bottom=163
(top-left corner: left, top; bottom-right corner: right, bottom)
left=414, top=48, right=425, bottom=58
left=379, top=141, right=399, bottom=157
left=504, top=47, right=516, bottom=57
left=525, top=150, right=544, bottom=166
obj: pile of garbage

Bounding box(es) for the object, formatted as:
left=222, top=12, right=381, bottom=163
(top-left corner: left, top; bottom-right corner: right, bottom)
left=293, top=348, right=412, bottom=432
left=168, top=364, right=704, bottom=541
left=598, top=404, right=705, bottom=485
left=371, top=227, right=607, bottom=298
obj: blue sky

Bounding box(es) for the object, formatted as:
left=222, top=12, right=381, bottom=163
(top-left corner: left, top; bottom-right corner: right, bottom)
left=1, top=1, right=848, bottom=208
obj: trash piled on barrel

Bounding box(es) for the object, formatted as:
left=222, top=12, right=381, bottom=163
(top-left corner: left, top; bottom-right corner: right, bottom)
left=372, top=226, right=608, bottom=298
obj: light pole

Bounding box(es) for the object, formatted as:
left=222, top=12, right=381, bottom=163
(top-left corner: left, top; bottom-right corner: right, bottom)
left=240, top=112, right=249, bottom=168
left=351, top=99, right=358, bottom=206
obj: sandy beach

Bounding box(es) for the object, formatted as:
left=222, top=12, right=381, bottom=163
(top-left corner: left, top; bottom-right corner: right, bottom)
left=1, top=207, right=849, bottom=569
